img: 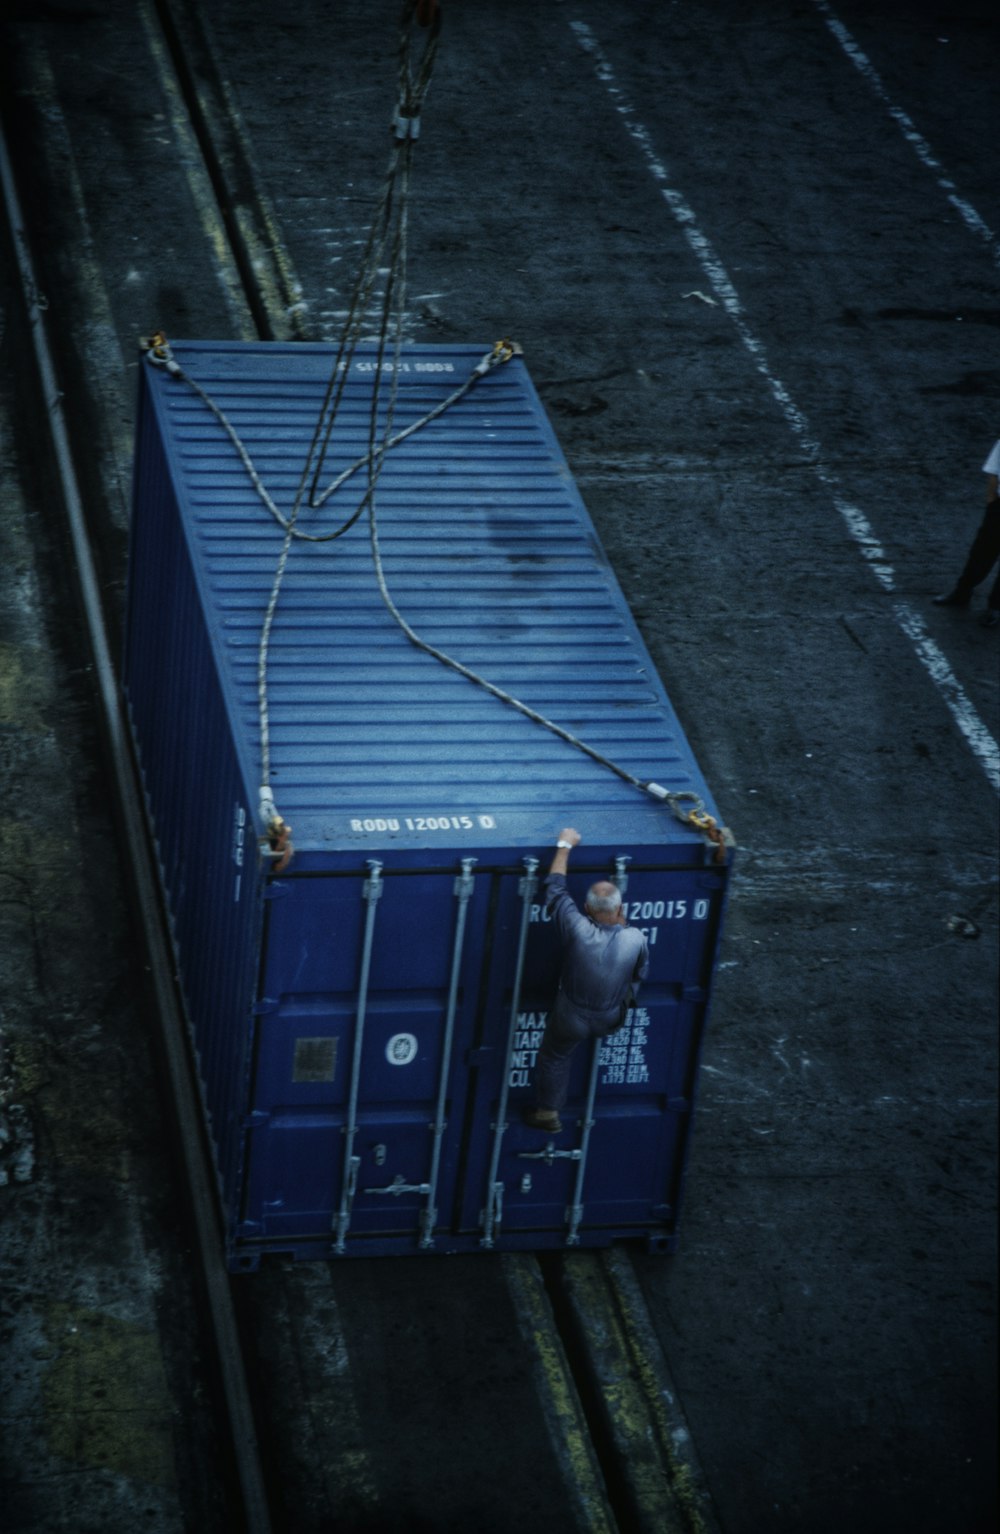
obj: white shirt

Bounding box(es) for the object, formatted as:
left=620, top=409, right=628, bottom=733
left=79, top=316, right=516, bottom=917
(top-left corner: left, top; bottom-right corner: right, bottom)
left=982, top=439, right=1000, bottom=477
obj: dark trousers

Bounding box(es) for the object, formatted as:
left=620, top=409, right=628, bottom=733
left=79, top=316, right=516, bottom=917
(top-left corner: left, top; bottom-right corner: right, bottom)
left=956, top=502, right=1000, bottom=608
left=533, top=996, right=618, bottom=1113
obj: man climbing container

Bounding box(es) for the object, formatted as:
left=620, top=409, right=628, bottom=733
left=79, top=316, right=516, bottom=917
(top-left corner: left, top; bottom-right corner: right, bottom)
left=524, top=828, right=650, bottom=1134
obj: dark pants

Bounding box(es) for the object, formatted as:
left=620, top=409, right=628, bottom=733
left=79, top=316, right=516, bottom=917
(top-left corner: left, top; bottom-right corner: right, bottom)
left=955, top=502, right=1000, bottom=608
left=533, top=995, right=619, bottom=1113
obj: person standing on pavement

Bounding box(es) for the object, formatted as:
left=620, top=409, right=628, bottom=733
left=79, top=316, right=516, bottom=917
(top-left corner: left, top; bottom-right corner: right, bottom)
left=523, top=828, right=649, bottom=1134
left=933, top=439, right=1000, bottom=628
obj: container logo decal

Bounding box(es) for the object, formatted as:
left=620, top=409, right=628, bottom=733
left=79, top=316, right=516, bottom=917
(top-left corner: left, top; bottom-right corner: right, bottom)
left=386, top=1032, right=419, bottom=1066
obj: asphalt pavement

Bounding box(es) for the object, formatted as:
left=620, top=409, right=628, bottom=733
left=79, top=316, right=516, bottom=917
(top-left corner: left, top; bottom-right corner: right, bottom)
left=1, top=2, right=996, bottom=1531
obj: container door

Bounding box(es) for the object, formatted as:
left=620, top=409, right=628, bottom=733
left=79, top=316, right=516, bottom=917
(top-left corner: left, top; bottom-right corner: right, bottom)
left=461, top=863, right=727, bottom=1247
left=240, top=860, right=484, bottom=1253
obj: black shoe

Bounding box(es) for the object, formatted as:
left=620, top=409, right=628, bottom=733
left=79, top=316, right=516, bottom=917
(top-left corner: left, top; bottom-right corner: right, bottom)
left=521, top=1107, right=563, bottom=1133
left=932, top=588, right=971, bottom=608
left=979, top=609, right=1000, bottom=629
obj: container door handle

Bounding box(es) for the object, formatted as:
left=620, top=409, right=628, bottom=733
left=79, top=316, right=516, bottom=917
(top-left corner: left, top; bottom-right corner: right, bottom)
left=364, top=1174, right=431, bottom=1197
left=333, top=860, right=383, bottom=1254
left=480, top=856, right=539, bottom=1248
left=420, top=857, right=477, bottom=1249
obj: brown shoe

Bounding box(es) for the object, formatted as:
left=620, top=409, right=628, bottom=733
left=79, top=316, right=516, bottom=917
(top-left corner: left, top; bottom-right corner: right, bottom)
left=521, top=1107, right=563, bottom=1133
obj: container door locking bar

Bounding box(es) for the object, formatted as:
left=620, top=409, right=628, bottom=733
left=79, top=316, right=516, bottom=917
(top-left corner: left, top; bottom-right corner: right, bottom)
left=333, top=860, right=383, bottom=1254
left=563, top=867, right=631, bottom=1246
left=566, top=1034, right=602, bottom=1245
left=359, top=859, right=478, bottom=1239
left=550, top=853, right=628, bottom=1244
left=514, top=1035, right=600, bottom=1241
left=480, top=856, right=538, bottom=1248
left=419, top=857, right=477, bottom=1248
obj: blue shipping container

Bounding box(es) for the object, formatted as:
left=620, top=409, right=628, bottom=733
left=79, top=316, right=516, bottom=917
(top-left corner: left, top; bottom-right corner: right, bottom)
left=124, top=340, right=732, bottom=1269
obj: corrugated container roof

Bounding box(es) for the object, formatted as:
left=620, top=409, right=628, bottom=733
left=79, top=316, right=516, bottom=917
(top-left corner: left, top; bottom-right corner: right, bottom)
left=144, top=341, right=720, bottom=855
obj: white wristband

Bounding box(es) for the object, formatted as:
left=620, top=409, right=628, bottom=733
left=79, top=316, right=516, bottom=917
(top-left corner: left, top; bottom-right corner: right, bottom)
left=556, top=839, right=573, bottom=849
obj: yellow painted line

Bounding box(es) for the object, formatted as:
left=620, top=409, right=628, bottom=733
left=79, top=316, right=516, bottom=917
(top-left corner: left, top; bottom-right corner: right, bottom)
left=0, top=640, right=50, bottom=733
left=42, top=1304, right=177, bottom=1487
left=502, top=1254, right=616, bottom=1534
left=204, top=40, right=310, bottom=338
left=153, top=0, right=309, bottom=340
left=136, top=0, right=256, bottom=341
left=232, top=200, right=300, bottom=340
left=276, top=1265, right=381, bottom=1519
left=564, top=1253, right=694, bottom=1533
left=572, top=1248, right=721, bottom=1534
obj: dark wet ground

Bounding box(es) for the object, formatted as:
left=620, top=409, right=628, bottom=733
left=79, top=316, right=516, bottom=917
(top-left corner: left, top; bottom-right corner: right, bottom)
left=1, top=2, right=996, bottom=1530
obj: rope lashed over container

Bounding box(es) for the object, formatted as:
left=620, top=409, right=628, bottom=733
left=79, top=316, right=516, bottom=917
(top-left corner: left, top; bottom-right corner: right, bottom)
left=140, top=0, right=733, bottom=869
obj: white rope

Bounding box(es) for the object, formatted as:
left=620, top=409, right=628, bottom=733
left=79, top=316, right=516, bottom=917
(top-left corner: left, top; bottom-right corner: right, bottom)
left=138, top=2, right=730, bottom=861
left=141, top=339, right=723, bottom=845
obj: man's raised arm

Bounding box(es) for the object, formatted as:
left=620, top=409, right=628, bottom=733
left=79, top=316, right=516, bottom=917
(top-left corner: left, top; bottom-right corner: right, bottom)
left=549, top=825, right=581, bottom=878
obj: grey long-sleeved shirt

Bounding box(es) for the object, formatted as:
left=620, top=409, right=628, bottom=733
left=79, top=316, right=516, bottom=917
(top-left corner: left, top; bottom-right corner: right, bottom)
left=545, top=872, right=649, bottom=1025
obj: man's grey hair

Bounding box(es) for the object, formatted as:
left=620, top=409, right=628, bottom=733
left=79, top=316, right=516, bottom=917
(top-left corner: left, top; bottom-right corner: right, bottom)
left=585, top=883, right=622, bottom=916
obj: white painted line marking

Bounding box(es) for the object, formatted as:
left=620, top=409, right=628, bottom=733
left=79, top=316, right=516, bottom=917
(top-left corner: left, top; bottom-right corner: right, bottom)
left=570, top=21, right=1000, bottom=794
left=812, top=0, right=1000, bottom=265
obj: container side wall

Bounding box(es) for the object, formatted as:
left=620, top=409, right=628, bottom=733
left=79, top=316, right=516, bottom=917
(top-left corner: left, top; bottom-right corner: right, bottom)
left=123, top=374, right=263, bottom=1216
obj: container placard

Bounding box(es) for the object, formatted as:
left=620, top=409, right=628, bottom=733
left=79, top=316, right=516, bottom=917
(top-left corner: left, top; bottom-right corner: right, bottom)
left=293, top=1037, right=338, bottom=1083
left=599, top=1008, right=651, bottom=1086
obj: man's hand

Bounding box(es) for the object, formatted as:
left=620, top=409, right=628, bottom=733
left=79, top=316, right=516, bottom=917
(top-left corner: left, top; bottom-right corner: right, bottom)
left=550, top=827, right=581, bottom=877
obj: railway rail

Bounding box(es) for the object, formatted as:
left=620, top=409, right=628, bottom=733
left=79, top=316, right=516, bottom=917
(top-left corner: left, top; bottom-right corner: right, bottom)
left=0, top=5, right=718, bottom=1530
